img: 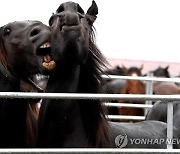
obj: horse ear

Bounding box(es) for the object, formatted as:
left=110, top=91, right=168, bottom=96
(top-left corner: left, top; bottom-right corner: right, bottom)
left=122, top=64, right=128, bottom=74
left=86, top=0, right=98, bottom=25
left=165, top=65, right=169, bottom=71
left=140, top=64, right=144, bottom=71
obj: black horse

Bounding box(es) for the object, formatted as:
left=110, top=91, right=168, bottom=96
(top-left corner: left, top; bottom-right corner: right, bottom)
left=37, top=1, right=180, bottom=148
left=150, top=66, right=170, bottom=78
left=0, top=21, right=50, bottom=147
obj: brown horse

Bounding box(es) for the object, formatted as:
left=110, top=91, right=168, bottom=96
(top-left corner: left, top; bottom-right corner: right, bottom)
left=154, top=82, right=180, bottom=95
left=118, top=65, right=145, bottom=122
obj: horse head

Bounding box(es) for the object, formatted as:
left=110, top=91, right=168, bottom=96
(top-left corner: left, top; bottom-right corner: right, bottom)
left=150, top=66, right=170, bottom=77
left=38, top=1, right=98, bottom=73
left=0, top=21, right=51, bottom=86
left=123, top=65, right=143, bottom=77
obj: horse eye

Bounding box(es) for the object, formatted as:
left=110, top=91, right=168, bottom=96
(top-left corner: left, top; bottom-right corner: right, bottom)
left=3, top=28, right=11, bottom=36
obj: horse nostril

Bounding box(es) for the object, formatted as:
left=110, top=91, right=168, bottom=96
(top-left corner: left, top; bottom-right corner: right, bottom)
left=30, top=28, right=41, bottom=37
left=65, top=13, right=80, bottom=26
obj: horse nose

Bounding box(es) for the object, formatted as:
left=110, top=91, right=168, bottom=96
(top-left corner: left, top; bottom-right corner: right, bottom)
left=64, top=12, right=80, bottom=26
left=29, top=26, right=50, bottom=43
left=30, top=26, right=41, bottom=38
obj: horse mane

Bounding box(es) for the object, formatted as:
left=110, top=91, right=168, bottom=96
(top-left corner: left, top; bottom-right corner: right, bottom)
left=78, top=27, right=112, bottom=147
left=0, top=28, right=8, bottom=70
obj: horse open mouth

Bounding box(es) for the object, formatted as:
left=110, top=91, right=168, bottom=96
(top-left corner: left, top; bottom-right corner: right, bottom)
left=37, top=42, right=56, bottom=71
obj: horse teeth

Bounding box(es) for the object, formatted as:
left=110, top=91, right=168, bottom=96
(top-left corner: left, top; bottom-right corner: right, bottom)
left=40, top=42, right=51, bottom=48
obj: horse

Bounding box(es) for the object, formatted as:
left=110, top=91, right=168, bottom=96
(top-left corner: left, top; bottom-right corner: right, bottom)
left=145, top=67, right=180, bottom=131
left=118, top=65, right=145, bottom=122
left=154, top=82, right=180, bottom=95
left=149, top=66, right=180, bottom=97
left=37, top=1, right=180, bottom=148
left=102, top=65, right=127, bottom=94
left=102, top=65, right=127, bottom=117
left=146, top=101, right=180, bottom=131
left=103, top=65, right=126, bottom=76
left=0, top=20, right=51, bottom=148
left=148, top=66, right=171, bottom=93
left=149, top=66, right=170, bottom=78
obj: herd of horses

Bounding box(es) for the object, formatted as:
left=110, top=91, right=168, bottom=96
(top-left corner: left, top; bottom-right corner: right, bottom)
left=0, top=0, right=180, bottom=149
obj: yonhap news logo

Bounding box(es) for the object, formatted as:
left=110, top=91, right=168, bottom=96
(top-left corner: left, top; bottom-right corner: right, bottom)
left=115, top=134, right=180, bottom=148
left=130, top=138, right=180, bottom=145
left=115, top=134, right=128, bottom=148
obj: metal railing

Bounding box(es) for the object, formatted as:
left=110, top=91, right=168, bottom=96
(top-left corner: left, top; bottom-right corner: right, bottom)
left=102, top=74, right=180, bottom=83
left=103, top=74, right=180, bottom=120
left=0, top=75, right=180, bottom=153
left=0, top=92, right=179, bottom=149
left=0, top=148, right=180, bottom=154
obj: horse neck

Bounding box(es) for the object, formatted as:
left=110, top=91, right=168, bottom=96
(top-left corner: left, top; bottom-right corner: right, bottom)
left=43, top=64, right=89, bottom=147
left=47, top=63, right=80, bottom=93
left=44, top=62, right=111, bottom=147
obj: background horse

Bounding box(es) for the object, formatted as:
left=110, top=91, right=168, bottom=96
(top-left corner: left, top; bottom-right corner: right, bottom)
left=102, top=65, right=126, bottom=116
left=149, top=66, right=180, bottom=97
left=37, top=1, right=180, bottom=148
left=146, top=101, right=180, bottom=132
left=0, top=21, right=50, bottom=147
left=150, top=66, right=170, bottom=78
left=118, top=65, right=145, bottom=122
left=145, top=67, right=180, bottom=132
left=149, top=66, right=173, bottom=95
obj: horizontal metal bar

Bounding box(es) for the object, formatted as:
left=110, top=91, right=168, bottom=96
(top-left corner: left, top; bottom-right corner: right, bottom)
left=0, top=149, right=180, bottom=154
left=0, top=92, right=180, bottom=102
left=102, top=75, right=180, bottom=83
left=104, top=102, right=153, bottom=108
left=107, top=115, right=145, bottom=120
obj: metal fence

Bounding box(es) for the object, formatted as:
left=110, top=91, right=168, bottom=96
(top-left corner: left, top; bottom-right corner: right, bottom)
left=0, top=148, right=180, bottom=154
left=103, top=74, right=180, bottom=120
left=0, top=75, right=180, bottom=153
left=0, top=91, right=179, bottom=150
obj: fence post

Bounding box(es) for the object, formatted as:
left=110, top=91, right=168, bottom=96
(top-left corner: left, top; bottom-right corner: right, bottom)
left=167, top=102, right=173, bottom=149
left=145, top=72, right=153, bottom=115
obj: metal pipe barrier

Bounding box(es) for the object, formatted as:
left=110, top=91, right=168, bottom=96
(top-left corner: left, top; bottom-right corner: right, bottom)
left=145, top=72, right=154, bottom=115
left=104, top=102, right=152, bottom=121
left=102, top=75, right=180, bottom=83
left=0, top=92, right=180, bottom=101
left=104, top=102, right=153, bottom=108
left=0, top=148, right=180, bottom=154
left=0, top=92, right=178, bottom=149
left=107, top=115, right=145, bottom=120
